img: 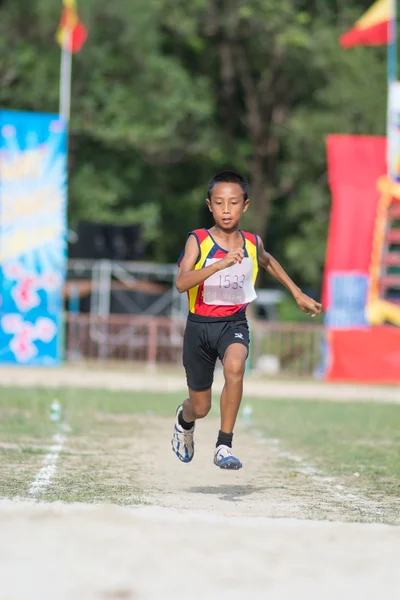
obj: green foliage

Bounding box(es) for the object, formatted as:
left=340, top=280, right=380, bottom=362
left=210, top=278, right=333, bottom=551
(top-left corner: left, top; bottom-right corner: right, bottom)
left=0, top=0, right=387, bottom=288
left=277, top=294, right=324, bottom=323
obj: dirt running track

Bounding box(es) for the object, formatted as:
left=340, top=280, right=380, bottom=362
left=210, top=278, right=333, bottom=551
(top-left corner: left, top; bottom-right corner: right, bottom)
left=1, top=365, right=400, bottom=599
left=0, top=500, right=399, bottom=600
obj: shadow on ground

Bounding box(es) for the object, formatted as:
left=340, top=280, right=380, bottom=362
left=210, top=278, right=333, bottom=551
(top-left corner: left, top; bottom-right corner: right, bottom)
left=186, top=484, right=267, bottom=502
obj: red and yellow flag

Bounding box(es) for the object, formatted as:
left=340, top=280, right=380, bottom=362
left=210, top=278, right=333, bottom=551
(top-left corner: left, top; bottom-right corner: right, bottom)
left=339, top=0, right=392, bottom=48
left=56, top=0, right=88, bottom=54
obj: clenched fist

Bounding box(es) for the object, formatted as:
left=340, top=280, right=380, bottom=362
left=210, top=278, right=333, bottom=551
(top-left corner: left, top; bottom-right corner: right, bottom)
left=217, top=248, right=245, bottom=270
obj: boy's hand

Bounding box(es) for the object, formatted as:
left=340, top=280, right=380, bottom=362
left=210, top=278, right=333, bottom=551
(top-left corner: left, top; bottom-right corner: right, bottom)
left=218, top=248, right=245, bottom=270
left=294, top=292, right=322, bottom=317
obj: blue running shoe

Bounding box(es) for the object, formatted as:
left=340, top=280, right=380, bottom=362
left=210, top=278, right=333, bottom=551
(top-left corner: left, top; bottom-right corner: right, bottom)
left=171, top=405, right=195, bottom=463
left=214, top=445, right=242, bottom=470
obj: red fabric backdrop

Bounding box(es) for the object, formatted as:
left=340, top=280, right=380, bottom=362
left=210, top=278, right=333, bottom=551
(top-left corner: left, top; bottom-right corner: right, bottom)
left=323, top=135, right=400, bottom=382
left=326, top=328, right=400, bottom=383
left=323, top=135, right=386, bottom=308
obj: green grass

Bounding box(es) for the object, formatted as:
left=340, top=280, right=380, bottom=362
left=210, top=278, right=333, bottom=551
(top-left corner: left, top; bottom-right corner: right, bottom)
left=252, top=399, right=400, bottom=501
left=0, top=387, right=179, bottom=504
left=0, top=387, right=177, bottom=436
left=0, top=387, right=399, bottom=508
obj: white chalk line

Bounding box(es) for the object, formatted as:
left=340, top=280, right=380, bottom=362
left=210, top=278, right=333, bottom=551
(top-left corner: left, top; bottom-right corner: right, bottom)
left=255, top=433, right=387, bottom=519
left=28, top=431, right=66, bottom=497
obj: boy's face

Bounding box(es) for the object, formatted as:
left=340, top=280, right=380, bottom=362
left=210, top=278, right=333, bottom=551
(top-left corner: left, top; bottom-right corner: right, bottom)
left=206, top=182, right=250, bottom=230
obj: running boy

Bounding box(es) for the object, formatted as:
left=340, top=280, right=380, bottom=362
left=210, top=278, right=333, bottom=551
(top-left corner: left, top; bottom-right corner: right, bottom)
left=172, top=171, right=321, bottom=470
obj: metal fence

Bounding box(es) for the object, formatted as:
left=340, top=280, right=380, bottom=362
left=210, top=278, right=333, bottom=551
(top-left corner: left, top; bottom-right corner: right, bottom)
left=65, top=314, right=325, bottom=378
left=250, top=321, right=325, bottom=378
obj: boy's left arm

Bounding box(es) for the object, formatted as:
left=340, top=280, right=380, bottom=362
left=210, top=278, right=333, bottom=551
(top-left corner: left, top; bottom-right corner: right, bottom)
left=257, top=237, right=322, bottom=317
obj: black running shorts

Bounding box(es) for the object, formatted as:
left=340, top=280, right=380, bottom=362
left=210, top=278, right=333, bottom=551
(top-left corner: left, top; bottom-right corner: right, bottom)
left=182, top=313, right=250, bottom=391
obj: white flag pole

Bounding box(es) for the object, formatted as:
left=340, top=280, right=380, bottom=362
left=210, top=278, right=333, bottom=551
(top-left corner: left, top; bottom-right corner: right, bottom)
left=387, top=0, right=398, bottom=179
left=59, top=30, right=72, bottom=121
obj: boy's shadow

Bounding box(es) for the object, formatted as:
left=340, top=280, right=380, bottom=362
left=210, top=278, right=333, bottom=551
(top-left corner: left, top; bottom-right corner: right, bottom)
left=186, top=484, right=266, bottom=503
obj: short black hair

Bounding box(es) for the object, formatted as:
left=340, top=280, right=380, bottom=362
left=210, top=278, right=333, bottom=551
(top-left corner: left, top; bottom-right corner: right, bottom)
left=207, top=171, right=248, bottom=200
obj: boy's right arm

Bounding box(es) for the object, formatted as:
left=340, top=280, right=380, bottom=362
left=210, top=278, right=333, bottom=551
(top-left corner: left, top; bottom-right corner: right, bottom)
left=175, top=235, right=244, bottom=293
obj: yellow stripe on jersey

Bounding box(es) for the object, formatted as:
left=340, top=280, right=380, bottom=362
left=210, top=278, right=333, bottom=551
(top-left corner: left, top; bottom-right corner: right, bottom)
left=243, top=235, right=258, bottom=285
left=187, top=234, right=215, bottom=312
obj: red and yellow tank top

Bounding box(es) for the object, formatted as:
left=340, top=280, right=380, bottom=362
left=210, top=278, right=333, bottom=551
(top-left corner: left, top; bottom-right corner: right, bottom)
left=178, top=228, right=259, bottom=317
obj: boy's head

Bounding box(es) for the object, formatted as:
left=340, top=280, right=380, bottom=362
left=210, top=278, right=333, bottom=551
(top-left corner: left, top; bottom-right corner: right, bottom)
left=207, top=171, right=248, bottom=201
left=206, top=171, right=250, bottom=230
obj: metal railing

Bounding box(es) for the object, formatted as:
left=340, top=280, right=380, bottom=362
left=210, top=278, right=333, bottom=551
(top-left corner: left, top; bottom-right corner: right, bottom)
left=65, top=314, right=325, bottom=378
left=250, top=321, right=325, bottom=377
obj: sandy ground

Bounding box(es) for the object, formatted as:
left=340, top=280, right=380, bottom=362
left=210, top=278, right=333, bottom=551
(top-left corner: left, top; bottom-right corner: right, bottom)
left=1, top=499, right=399, bottom=600
left=1, top=364, right=400, bottom=599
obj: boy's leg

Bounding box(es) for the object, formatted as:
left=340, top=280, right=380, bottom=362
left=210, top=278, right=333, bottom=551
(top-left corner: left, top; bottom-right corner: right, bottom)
left=172, top=388, right=212, bottom=463
left=214, top=321, right=249, bottom=470
left=220, top=343, right=247, bottom=433
left=182, top=388, right=212, bottom=423
left=172, top=318, right=216, bottom=463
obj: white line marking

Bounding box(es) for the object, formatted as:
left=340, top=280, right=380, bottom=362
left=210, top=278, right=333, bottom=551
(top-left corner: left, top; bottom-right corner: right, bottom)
left=28, top=432, right=66, bottom=497
left=257, top=435, right=386, bottom=518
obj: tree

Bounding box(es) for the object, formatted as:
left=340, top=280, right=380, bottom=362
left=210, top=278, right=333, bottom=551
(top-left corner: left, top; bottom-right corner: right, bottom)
left=0, top=0, right=388, bottom=289
left=160, top=0, right=386, bottom=284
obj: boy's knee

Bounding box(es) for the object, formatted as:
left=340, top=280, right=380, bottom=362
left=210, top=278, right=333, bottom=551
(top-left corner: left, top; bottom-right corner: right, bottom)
left=188, top=388, right=212, bottom=420
left=224, top=356, right=246, bottom=378
left=192, top=404, right=211, bottom=419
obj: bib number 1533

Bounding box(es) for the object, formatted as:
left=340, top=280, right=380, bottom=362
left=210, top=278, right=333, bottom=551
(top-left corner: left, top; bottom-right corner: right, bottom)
left=203, top=257, right=257, bottom=306
left=218, top=273, right=245, bottom=290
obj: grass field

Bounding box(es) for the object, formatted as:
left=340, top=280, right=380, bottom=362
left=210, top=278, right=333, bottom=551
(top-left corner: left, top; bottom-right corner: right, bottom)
left=1, top=386, right=399, bottom=520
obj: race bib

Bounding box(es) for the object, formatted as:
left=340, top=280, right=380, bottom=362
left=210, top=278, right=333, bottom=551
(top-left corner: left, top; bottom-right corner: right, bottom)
left=203, top=257, right=257, bottom=306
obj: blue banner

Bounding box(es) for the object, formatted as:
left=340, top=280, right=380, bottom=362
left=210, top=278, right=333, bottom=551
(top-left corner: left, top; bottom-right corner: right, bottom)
left=325, top=273, right=369, bottom=329
left=0, top=111, right=67, bottom=365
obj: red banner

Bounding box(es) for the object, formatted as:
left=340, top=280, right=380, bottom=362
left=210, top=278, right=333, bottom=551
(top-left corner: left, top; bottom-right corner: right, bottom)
left=323, top=135, right=386, bottom=308
left=322, top=134, right=400, bottom=382
left=326, top=327, right=400, bottom=383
